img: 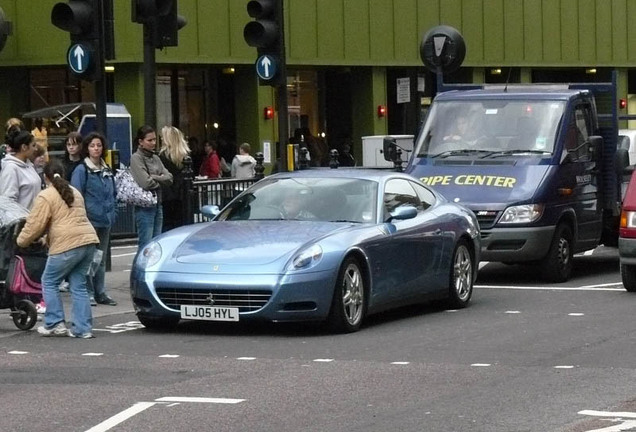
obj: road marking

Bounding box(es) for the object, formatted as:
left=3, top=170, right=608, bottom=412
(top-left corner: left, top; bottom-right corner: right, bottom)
left=93, top=322, right=144, bottom=334
left=8, top=350, right=28, bottom=355
left=158, top=354, right=180, bottom=358
left=82, top=353, right=104, bottom=356
left=471, top=363, right=491, bottom=367
left=237, top=357, right=256, bottom=360
left=554, top=365, right=574, bottom=369
left=579, top=410, right=636, bottom=419
left=476, top=285, right=624, bottom=291
left=391, top=362, right=410, bottom=365
left=313, top=358, right=334, bottom=362
left=580, top=282, right=624, bottom=288
left=505, top=310, right=521, bottom=314
left=85, top=401, right=156, bottom=432
left=568, top=313, right=585, bottom=316
left=156, top=397, right=245, bottom=404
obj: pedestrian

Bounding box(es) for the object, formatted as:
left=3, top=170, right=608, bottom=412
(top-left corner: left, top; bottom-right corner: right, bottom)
left=1, top=117, right=24, bottom=170
left=158, top=125, right=190, bottom=232
left=30, top=143, right=47, bottom=190
left=62, top=131, right=82, bottom=181
left=0, top=128, right=41, bottom=209
left=231, top=142, right=257, bottom=179
left=17, top=159, right=99, bottom=338
left=31, top=117, right=48, bottom=160
left=71, top=131, right=118, bottom=307
left=130, top=125, right=173, bottom=248
left=199, top=140, right=220, bottom=179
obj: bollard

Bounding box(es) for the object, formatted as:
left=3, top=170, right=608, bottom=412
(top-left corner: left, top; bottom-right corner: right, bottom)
left=182, top=155, right=194, bottom=226
left=329, top=149, right=340, bottom=169
left=299, top=147, right=309, bottom=169
left=254, top=152, right=265, bottom=179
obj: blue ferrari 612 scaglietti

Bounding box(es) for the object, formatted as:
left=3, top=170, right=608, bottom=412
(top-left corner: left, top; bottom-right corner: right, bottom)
left=130, top=169, right=480, bottom=333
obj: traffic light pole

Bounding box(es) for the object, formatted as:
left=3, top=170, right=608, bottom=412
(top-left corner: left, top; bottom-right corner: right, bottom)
left=95, top=0, right=107, bottom=136
left=276, top=0, right=288, bottom=172
left=143, top=22, right=157, bottom=128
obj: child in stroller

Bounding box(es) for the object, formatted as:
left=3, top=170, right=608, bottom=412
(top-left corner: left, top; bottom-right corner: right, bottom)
left=0, top=198, right=47, bottom=330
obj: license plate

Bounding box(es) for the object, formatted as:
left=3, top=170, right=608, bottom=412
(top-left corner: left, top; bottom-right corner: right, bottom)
left=180, top=305, right=239, bottom=322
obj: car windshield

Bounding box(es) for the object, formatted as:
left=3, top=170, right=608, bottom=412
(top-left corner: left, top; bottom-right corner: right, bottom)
left=217, top=177, right=378, bottom=223
left=415, top=100, right=565, bottom=157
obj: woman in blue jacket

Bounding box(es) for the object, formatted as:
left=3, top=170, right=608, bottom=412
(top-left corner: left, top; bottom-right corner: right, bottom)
left=71, top=132, right=117, bottom=307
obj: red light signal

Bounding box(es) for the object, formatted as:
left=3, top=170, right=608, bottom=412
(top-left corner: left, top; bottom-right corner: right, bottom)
left=264, top=106, right=274, bottom=119
left=377, top=105, right=387, bottom=118
left=620, top=98, right=627, bottom=110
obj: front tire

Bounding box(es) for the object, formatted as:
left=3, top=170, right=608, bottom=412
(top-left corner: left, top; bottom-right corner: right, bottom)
left=447, top=240, right=474, bottom=309
left=138, top=314, right=180, bottom=331
left=541, top=223, right=574, bottom=283
left=327, top=257, right=366, bottom=333
left=621, top=263, right=636, bottom=292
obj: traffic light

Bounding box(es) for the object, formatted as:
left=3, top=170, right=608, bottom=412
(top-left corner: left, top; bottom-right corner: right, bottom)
left=244, top=0, right=284, bottom=86
left=131, top=0, right=171, bottom=24
left=0, top=7, right=12, bottom=53
left=131, top=0, right=186, bottom=48
left=51, top=0, right=101, bottom=81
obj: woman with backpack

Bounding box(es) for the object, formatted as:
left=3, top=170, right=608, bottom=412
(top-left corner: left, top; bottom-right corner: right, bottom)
left=70, top=132, right=117, bottom=307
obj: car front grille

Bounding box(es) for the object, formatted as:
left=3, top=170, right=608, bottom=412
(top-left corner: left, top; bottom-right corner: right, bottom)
left=475, top=210, right=500, bottom=230
left=155, top=287, right=272, bottom=313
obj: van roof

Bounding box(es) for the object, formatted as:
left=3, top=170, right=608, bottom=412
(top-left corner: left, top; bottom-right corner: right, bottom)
left=435, top=87, right=590, bottom=102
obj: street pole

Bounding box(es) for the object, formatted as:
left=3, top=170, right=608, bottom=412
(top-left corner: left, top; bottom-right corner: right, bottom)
left=276, top=0, right=288, bottom=171
left=143, top=21, right=157, bottom=128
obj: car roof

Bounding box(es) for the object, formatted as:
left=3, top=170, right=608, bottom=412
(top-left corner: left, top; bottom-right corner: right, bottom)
left=268, top=168, right=418, bottom=182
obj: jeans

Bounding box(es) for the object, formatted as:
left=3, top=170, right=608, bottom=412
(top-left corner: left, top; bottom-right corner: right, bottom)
left=41, top=244, right=96, bottom=336
left=88, top=226, right=110, bottom=300
left=135, top=205, right=163, bottom=249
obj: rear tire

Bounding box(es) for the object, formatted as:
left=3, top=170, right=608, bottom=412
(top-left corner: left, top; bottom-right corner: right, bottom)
left=541, top=224, right=573, bottom=283
left=12, top=300, right=37, bottom=330
left=621, top=263, right=636, bottom=292
left=447, top=240, right=474, bottom=309
left=138, top=314, right=180, bottom=331
left=327, top=257, right=366, bottom=333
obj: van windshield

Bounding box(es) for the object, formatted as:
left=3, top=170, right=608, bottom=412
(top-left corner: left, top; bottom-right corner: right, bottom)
left=415, top=100, right=566, bottom=158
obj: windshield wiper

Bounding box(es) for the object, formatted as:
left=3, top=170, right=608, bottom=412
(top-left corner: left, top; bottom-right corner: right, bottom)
left=486, top=149, right=551, bottom=158
left=329, top=219, right=362, bottom=223
left=431, top=149, right=496, bottom=158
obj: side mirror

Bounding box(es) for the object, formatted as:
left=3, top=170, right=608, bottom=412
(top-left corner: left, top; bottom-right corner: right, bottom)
left=383, top=137, right=398, bottom=162
left=389, top=205, right=418, bottom=221
left=201, top=205, right=220, bottom=219
left=588, top=135, right=603, bottom=162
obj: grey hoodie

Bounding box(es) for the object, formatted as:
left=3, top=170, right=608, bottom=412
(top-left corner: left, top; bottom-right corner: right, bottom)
left=0, top=154, right=42, bottom=210
left=231, top=154, right=256, bottom=179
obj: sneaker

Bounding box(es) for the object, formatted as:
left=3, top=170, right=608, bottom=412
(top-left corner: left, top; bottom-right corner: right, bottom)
left=37, top=322, right=68, bottom=337
left=59, top=281, right=69, bottom=292
left=96, top=295, right=117, bottom=306
left=36, top=301, right=46, bottom=314
left=89, top=296, right=97, bottom=307
left=68, top=330, right=94, bottom=339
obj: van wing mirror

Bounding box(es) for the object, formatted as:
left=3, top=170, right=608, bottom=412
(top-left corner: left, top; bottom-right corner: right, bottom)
left=587, top=135, right=603, bottom=162
left=615, top=147, right=632, bottom=175
left=383, top=137, right=398, bottom=162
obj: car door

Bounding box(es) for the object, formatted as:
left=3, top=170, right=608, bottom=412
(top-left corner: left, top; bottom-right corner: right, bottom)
left=368, top=178, right=444, bottom=304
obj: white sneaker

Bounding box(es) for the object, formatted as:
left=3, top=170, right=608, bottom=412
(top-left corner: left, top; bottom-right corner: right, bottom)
left=67, top=331, right=94, bottom=339
left=37, top=322, right=68, bottom=337
left=36, top=302, right=46, bottom=314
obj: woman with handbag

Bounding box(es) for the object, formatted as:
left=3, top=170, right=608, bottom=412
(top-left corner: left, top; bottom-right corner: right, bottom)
left=71, top=131, right=117, bottom=307
left=158, top=126, right=190, bottom=232
left=130, top=125, right=173, bottom=248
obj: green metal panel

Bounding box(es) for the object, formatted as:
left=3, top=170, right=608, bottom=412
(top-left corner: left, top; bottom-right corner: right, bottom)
left=483, top=0, right=504, bottom=62
left=560, top=0, right=578, bottom=64
left=628, top=1, right=636, bottom=61
left=578, top=0, right=596, bottom=63
left=369, top=0, right=394, bottom=60
left=462, top=0, right=483, bottom=63
left=523, top=0, right=542, bottom=61
left=504, top=0, right=524, bottom=63
left=595, top=0, right=612, bottom=64
left=316, top=0, right=344, bottom=61
left=393, top=0, right=419, bottom=61
left=416, top=0, right=440, bottom=45
left=344, top=0, right=370, bottom=61
left=542, top=0, right=561, bottom=62
left=612, top=0, right=628, bottom=63
left=288, top=0, right=317, bottom=60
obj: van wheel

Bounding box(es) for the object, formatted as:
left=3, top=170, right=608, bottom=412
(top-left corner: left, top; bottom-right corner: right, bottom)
left=621, top=264, right=636, bottom=292
left=541, top=224, right=573, bottom=283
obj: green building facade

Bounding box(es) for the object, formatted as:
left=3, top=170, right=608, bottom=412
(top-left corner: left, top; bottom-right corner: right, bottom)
left=0, top=0, right=634, bottom=165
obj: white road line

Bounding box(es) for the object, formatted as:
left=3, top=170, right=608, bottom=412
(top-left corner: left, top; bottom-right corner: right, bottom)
left=580, top=282, right=624, bottom=288
left=8, top=350, right=28, bottom=355
left=391, top=362, right=410, bottom=365
left=156, top=397, right=245, bottom=404
left=313, top=358, right=334, bottom=362
left=158, top=354, right=180, bottom=358
left=471, top=363, right=491, bottom=367
left=568, top=313, right=585, bottom=316
left=476, top=285, right=624, bottom=291
left=554, top=365, right=574, bottom=369
left=82, top=353, right=104, bottom=356
left=579, top=410, right=636, bottom=419
left=505, top=310, right=521, bottom=314
left=237, top=357, right=256, bottom=360
left=85, top=401, right=156, bottom=432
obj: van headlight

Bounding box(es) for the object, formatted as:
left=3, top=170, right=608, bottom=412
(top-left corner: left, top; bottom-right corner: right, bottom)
left=136, top=241, right=162, bottom=269
left=288, top=244, right=323, bottom=270
left=499, top=204, right=544, bottom=224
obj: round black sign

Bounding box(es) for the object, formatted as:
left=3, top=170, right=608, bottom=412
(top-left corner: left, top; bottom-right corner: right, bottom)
left=419, top=25, right=466, bottom=74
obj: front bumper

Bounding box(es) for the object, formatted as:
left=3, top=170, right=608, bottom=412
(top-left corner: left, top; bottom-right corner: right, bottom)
left=130, top=268, right=338, bottom=323
left=480, top=225, right=555, bottom=262
left=619, top=237, right=636, bottom=265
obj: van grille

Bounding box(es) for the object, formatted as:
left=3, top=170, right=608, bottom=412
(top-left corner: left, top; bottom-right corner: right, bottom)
left=155, top=288, right=271, bottom=312
left=475, top=210, right=500, bottom=230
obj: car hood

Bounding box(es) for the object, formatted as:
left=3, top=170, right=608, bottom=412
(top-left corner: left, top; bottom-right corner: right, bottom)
left=173, top=221, right=346, bottom=266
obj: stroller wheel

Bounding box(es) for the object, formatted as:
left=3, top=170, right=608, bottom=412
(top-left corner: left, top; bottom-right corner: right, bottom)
left=12, top=300, right=38, bottom=330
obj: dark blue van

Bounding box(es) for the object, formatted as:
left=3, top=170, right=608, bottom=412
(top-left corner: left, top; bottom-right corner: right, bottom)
left=403, top=84, right=621, bottom=282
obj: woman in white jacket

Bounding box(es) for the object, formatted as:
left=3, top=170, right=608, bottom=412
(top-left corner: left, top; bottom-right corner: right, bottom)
left=0, top=129, right=41, bottom=209
left=231, top=142, right=256, bottom=179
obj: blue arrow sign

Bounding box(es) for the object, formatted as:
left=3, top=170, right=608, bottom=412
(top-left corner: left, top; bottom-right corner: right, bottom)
left=256, top=54, right=278, bottom=81
left=67, top=43, right=92, bottom=74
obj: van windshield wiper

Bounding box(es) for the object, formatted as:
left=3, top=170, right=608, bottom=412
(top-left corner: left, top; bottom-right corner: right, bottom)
left=486, top=149, right=552, bottom=158
left=431, top=149, right=496, bottom=158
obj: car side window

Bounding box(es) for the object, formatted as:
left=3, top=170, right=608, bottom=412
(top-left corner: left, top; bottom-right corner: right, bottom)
left=411, top=182, right=436, bottom=210
left=384, top=179, right=422, bottom=217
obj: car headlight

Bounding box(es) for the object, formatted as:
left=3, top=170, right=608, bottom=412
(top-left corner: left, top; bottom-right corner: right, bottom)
left=136, top=241, right=162, bottom=269
left=498, top=204, right=544, bottom=224
left=288, top=244, right=323, bottom=270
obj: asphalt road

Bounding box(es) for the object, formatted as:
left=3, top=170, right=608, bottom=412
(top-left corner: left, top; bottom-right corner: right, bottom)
left=1, top=245, right=635, bottom=432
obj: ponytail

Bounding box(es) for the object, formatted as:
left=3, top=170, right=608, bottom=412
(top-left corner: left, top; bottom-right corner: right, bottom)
left=44, top=160, right=74, bottom=207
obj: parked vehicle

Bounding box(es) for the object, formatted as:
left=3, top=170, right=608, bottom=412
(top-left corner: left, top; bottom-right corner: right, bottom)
left=619, top=170, right=636, bottom=291
left=130, top=169, right=480, bottom=333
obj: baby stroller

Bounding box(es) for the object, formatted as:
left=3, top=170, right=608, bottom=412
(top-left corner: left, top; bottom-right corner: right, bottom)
left=0, top=198, right=47, bottom=330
